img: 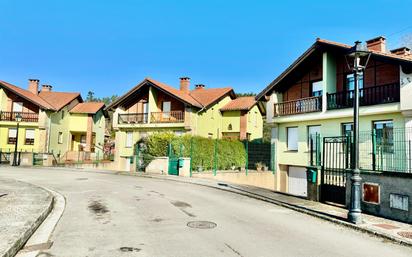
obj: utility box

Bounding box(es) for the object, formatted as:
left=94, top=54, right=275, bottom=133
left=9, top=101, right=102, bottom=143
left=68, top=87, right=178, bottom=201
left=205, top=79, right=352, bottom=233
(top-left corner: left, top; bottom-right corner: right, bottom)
left=306, top=167, right=317, bottom=183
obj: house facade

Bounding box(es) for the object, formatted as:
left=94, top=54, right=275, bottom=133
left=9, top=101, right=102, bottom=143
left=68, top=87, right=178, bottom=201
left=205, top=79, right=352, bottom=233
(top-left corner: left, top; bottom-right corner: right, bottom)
left=0, top=79, right=106, bottom=163
left=257, top=36, right=412, bottom=197
left=107, top=77, right=264, bottom=171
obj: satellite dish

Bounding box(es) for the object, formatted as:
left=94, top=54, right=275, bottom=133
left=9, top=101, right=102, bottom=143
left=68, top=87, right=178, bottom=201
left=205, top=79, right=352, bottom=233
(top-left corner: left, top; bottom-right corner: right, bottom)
left=401, top=65, right=412, bottom=74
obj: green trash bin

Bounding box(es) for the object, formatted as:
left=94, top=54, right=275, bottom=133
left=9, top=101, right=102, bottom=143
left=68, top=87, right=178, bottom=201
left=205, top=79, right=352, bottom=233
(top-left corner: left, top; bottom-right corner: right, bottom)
left=307, top=167, right=317, bottom=183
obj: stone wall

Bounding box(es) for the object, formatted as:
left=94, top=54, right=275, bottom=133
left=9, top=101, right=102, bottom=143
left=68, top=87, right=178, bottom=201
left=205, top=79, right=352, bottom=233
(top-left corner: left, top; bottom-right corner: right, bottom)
left=346, top=171, right=412, bottom=223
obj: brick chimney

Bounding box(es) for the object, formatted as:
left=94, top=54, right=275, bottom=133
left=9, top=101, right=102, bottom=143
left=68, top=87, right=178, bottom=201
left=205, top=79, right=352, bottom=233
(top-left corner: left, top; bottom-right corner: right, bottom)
left=41, top=84, right=52, bottom=92
left=195, top=84, right=205, bottom=90
left=390, top=47, right=411, bottom=56
left=28, top=79, right=39, bottom=95
left=179, top=77, right=190, bottom=93
left=366, top=36, right=386, bottom=52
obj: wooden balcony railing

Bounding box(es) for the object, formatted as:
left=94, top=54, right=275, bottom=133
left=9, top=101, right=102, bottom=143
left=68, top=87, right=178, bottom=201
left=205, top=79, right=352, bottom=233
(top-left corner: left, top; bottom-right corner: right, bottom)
left=151, top=111, right=184, bottom=123
left=118, top=113, right=148, bottom=124
left=0, top=111, right=39, bottom=122
left=274, top=96, right=322, bottom=116
left=327, top=83, right=400, bottom=110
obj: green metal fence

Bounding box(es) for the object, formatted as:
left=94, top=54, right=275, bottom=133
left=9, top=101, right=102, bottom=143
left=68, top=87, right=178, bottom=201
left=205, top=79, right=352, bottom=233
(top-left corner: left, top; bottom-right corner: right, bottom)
left=309, top=128, right=412, bottom=173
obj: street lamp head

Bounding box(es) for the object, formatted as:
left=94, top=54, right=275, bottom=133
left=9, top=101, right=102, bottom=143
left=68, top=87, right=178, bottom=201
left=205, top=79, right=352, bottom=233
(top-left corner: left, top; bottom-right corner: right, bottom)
left=346, top=41, right=371, bottom=71
left=15, top=113, right=22, bottom=123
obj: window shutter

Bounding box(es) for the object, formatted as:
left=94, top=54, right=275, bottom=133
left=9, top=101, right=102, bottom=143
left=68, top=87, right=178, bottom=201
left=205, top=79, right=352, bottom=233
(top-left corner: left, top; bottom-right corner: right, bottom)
left=25, top=129, right=35, bottom=139
left=9, top=128, right=17, bottom=138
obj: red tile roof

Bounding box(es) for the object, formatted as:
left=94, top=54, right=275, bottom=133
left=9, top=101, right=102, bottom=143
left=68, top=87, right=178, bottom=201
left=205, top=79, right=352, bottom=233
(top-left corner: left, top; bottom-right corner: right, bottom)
left=38, top=91, right=81, bottom=111
left=107, top=78, right=235, bottom=110
left=70, top=102, right=105, bottom=114
left=0, top=80, right=55, bottom=110
left=220, top=96, right=257, bottom=111
left=189, top=87, right=234, bottom=108
left=256, top=37, right=412, bottom=100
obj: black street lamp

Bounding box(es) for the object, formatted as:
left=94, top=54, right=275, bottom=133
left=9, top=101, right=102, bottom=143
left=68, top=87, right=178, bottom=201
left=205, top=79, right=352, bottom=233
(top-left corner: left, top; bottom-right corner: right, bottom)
left=12, top=113, right=22, bottom=166
left=345, top=41, right=371, bottom=224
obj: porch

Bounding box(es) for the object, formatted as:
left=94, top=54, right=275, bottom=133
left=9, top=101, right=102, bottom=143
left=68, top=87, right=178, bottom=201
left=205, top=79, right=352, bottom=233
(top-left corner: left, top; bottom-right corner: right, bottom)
left=118, top=111, right=185, bottom=124
left=0, top=111, right=39, bottom=122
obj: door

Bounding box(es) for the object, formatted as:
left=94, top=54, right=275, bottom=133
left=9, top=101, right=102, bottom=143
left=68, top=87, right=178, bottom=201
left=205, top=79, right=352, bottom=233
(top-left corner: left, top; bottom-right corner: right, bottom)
left=288, top=166, right=307, bottom=197
left=167, top=143, right=179, bottom=176
left=162, top=101, right=171, bottom=120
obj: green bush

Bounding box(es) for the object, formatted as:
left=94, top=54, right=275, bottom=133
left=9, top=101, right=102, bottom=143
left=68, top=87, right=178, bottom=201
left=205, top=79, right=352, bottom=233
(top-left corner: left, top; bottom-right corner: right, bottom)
left=142, top=133, right=246, bottom=171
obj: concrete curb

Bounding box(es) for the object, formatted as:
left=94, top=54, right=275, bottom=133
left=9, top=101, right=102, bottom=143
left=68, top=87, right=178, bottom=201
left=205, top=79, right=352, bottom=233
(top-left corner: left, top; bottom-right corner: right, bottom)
left=1, top=186, right=54, bottom=257
left=136, top=174, right=412, bottom=248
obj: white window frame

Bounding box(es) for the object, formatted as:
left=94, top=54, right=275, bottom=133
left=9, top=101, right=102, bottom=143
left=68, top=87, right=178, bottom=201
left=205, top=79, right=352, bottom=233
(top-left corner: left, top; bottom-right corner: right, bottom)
left=287, top=127, right=299, bottom=151
left=307, top=125, right=321, bottom=150
left=8, top=128, right=17, bottom=144
left=58, top=132, right=63, bottom=144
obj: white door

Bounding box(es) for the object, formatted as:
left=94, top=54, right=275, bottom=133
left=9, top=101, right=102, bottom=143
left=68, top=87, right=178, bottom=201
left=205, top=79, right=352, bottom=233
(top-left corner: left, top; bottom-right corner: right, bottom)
left=288, top=166, right=307, bottom=197
left=162, top=101, right=171, bottom=119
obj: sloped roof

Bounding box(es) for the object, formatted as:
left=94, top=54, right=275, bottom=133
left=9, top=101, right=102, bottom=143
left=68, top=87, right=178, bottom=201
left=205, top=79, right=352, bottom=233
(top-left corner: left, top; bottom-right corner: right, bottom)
left=70, top=102, right=105, bottom=114
left=107, top=77, right=235, bottom=110
left=256, top=37, right=412, bottom=101
left=38, top=91, right=81, bottom=111
left=189, top=87, right=235, bottom=108
left=0, top=80, right=55, bottom=110
left=220, top=96, right=257, bottom=111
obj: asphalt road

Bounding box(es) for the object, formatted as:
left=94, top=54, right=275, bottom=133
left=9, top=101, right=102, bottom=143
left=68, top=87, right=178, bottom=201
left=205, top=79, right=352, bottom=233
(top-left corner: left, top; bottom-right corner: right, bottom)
left=1, top=167, right=411, bottom=257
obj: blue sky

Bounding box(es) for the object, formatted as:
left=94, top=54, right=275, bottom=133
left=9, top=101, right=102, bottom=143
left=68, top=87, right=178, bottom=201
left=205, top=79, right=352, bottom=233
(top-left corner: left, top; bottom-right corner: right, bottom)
left=0, top=0, right=411, bottom=98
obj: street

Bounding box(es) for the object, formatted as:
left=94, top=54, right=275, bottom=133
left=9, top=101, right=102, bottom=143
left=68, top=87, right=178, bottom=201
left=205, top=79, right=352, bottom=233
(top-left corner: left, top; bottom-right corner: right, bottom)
left=1, top=167, right=411, bottom=257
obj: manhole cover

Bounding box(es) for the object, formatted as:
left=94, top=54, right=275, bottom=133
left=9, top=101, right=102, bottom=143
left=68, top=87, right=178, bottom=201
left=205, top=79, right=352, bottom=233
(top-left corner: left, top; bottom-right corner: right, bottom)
left=398, top=231, right=412, bottom=239
left=187, top=221, right=217, bottom=229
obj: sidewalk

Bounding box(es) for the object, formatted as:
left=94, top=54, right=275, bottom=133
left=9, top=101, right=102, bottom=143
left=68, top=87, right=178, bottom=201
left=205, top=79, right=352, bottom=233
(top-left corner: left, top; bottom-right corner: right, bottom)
left=135, top=172, right=412, bottom=247
left=0, top=178, right=53, bottom=257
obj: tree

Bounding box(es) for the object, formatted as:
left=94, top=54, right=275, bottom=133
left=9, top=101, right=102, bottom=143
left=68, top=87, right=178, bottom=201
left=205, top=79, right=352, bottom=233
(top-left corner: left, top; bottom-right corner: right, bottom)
left=86, top=91, right=96, bottom=102
left=236, top=92, right=257, bottom=97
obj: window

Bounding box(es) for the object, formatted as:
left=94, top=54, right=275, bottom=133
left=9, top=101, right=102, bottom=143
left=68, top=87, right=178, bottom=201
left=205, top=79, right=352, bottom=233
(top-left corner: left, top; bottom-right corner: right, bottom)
left=311, top=81, right=323, bottom=97
left=125, top=131, right=133, bottom=148
left=12, top=102, right=23, bottom=112
left=61, top=110, right=65, bottom=119
left=8, top=128, right=17, bottom=144
left=346, top=73, right=363, bottom=92
left=208, top=133, right=213, bottom=139
left=254, top=111, right=258, bottom=127
left=228, top=124, right=233, bottom=131
left=58, top=132, right=63, bottom=144
left=307, top=125, right=321, bottom=150
left=287, top=127, right=298, bottom=151
left=373, top=120, right=393, bottom=153
left=175, top=131, right=184, bottom=137
left=25, top=129, right=35, bottom=145
left=341, top=123, right=353, bottom=136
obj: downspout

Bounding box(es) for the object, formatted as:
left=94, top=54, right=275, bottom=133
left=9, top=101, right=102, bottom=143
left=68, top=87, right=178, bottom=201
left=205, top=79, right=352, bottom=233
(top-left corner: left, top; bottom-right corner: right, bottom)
left=47, top=111, right=52, bottom=153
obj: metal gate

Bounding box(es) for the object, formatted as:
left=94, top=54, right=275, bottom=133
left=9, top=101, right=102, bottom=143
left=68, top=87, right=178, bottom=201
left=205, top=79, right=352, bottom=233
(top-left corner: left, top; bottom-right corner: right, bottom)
left=321, top=136, right=351, bottom=205
left=168, top=143, right=179, bottom=176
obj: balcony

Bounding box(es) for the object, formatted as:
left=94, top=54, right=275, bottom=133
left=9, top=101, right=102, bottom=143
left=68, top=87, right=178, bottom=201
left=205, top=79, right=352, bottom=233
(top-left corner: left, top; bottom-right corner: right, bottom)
left=118, top=111, right=184, bottom=124
left=0, top=111, right=39, bottom=122
left=118, top=113, right=148, bottom=124
left=274, top=96, right=322, bottom=116
left=150, top=111, right=184, bottom=123
left=327, top=83, right=400, bottom=110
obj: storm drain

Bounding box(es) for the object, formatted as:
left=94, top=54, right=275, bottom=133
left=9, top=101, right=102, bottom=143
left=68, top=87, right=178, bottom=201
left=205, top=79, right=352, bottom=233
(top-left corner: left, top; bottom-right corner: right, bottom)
left=187, top=221, right=217, bottom=229
left=398, top=231, right=412, bottom=239
left=76, top=178, right=88, bottom=181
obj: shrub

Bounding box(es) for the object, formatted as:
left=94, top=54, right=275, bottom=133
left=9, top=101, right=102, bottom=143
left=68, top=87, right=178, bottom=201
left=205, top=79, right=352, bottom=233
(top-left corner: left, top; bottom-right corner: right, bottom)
left=141, top=133, right=246, bottom=171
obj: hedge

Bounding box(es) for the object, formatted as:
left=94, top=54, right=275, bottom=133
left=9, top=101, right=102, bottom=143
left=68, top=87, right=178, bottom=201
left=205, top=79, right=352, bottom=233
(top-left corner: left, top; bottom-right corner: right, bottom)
left=139, top=133, right=246, bottom=171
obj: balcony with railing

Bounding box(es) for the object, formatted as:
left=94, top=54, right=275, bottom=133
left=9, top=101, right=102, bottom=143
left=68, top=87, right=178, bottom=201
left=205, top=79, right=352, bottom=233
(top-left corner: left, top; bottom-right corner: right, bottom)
left=327, top=83, right=400, bottom=110
left=118, top=113, right=149, bottom=124
left=0, top=111, right=39, bottom=122
left=274, top=96, right=322, bottom=116
left=150, top=111, right=184, bottom=123
left=118, top=111, right=185, bottom=125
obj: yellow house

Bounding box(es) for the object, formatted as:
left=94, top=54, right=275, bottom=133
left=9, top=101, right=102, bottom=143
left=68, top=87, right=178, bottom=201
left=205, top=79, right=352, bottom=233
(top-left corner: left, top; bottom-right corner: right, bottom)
left=107, top=77, right=265, bottom=171
left=0, top=79, right=106, bottom=163
left=256, top=36, right=412, bottom=201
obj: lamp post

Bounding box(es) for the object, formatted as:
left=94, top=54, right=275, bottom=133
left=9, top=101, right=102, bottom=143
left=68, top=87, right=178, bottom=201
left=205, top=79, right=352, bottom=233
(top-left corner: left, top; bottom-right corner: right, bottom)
left=346, top=41, right=371, bottom=224
left=12, top=113, right=22, bottom=166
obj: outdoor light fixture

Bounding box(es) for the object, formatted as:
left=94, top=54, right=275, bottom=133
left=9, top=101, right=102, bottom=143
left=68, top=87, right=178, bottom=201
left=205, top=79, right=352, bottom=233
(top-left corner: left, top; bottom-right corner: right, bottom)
left=12, top=113, right=22, bottom=166
left=346, top=41, right=371, bottom=224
